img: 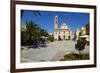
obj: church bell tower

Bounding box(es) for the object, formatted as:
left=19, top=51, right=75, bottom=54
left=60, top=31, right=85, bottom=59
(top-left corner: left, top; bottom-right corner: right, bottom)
left=54, top=15, right=58, bottom=30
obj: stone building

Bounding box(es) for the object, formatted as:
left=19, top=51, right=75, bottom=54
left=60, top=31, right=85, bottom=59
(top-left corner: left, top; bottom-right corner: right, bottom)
left=54, top=15, right=72, bottom=40
left=76, top=25, right=89, bottom=41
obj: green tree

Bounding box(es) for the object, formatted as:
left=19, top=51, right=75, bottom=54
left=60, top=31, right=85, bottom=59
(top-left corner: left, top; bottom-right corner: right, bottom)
left=48, top=34, right=54, bottom=42
left=21, top=30, right=28, bottom=45
left=26, top=21, right=40, bottom=44
left=75, top=39, right=86, bottom=59
left=86, top=23, right=89, bottom=35
left=21, top=21, right=49, bottom=46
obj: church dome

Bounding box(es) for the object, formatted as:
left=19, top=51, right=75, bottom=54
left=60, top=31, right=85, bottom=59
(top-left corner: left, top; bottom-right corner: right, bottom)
left=61, top=22, right=68, bottom=29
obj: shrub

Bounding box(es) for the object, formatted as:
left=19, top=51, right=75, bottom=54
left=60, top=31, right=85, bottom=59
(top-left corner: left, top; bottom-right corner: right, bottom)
left=75, top=39, right=86, bottom=59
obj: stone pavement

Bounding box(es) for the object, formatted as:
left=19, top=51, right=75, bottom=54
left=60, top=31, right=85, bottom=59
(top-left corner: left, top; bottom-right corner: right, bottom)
left=21, top=40, right=89, bottom=62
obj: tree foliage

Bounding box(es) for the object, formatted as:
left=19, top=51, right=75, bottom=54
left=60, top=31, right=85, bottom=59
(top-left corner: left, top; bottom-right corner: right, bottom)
left=86, top=23, right=89, bottom=35
left=75, top=39, right=87, bottom=59
left=21, top=21, right=52, bottom=46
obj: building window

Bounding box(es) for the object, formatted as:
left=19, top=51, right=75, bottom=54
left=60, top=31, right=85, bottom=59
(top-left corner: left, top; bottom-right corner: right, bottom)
left=64, top=31, right=65, bottom=34
left=64, top=35, right=65, bottom=40
left=69, top=31, right=70, bottom=34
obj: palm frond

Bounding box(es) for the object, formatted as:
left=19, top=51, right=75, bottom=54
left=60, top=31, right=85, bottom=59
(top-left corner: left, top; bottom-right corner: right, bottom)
left=32, top=11, right=41, bottom=16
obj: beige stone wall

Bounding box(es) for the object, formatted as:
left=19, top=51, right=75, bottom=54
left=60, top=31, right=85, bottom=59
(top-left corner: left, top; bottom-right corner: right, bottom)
left=54, top=29, right=72, bottom=40
left=76, top=29, right=81, bottom=40
left=76, top=27, right=89, bottom=41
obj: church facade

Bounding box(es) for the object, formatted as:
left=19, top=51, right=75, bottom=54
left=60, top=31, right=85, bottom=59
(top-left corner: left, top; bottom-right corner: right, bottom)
left=54, top=15, right=72, bottom=40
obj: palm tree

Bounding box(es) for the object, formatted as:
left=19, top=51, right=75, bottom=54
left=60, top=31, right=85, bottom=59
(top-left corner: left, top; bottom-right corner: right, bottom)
left=25, top=21, right=38, bottom=43
left=22, top=21, right=49, bottom=45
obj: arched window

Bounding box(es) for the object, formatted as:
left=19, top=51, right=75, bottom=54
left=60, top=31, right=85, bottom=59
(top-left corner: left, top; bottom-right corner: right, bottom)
left=64, top=31, right=65, bottom=34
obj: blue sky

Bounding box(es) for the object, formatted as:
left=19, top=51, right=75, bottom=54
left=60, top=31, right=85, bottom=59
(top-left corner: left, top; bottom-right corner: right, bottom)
left=21, top=10, right=89, bottom=34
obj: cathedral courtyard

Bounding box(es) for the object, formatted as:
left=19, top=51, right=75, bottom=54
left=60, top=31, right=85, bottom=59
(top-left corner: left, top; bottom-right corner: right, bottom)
left=21, top=40, right=89, bottom=63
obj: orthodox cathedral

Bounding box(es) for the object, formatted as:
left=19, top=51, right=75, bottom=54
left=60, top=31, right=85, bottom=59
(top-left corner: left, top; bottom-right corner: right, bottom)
left=54, top=15, right=72, bottom=40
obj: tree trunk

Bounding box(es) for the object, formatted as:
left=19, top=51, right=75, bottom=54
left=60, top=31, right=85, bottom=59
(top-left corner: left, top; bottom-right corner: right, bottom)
left=79, top=50, right=81, bottom=60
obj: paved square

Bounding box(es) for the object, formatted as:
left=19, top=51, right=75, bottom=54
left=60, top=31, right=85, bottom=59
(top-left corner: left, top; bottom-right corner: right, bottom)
left=21, top=40, right=89, bottom=62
